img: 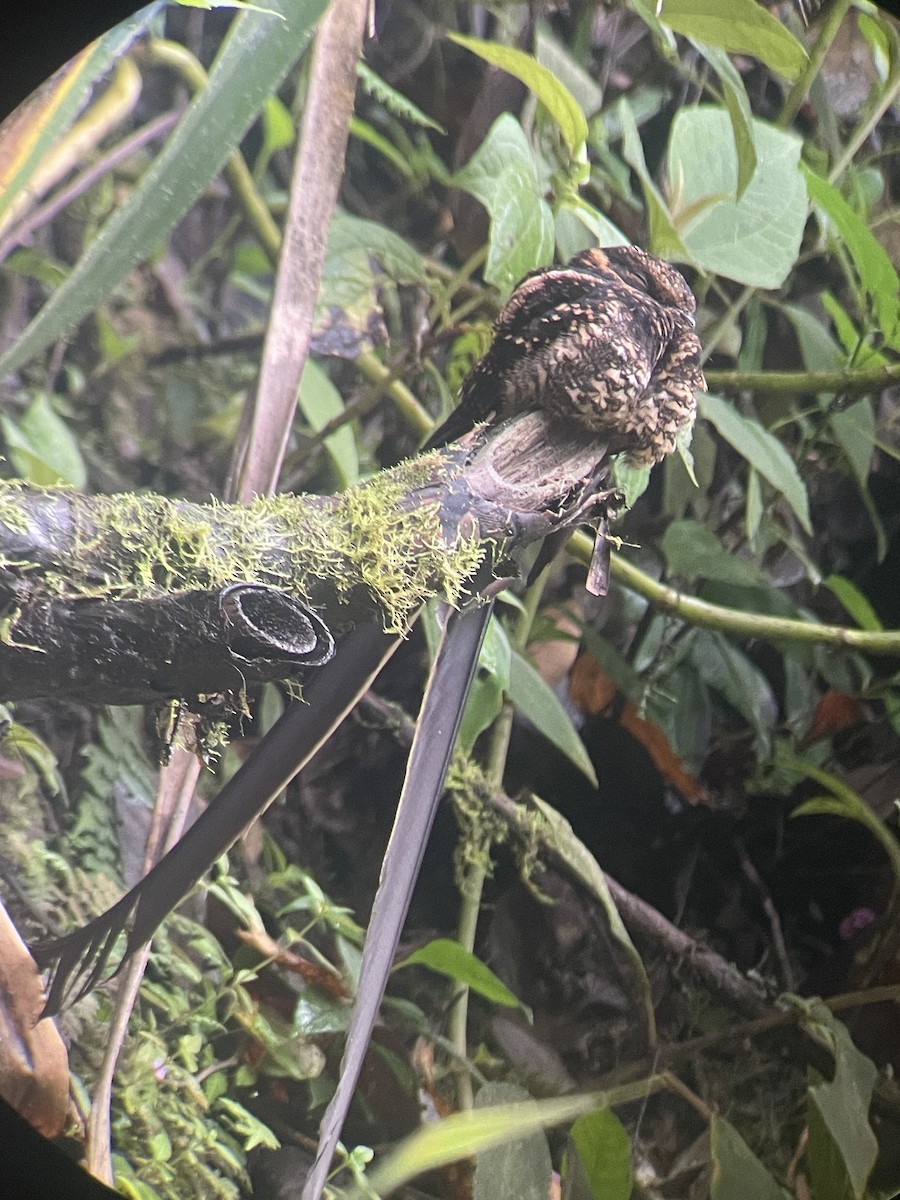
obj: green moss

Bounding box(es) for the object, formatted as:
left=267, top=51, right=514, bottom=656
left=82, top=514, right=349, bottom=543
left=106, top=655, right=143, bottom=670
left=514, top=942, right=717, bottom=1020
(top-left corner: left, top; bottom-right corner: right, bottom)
left=0, top=456, right=486, bottom=634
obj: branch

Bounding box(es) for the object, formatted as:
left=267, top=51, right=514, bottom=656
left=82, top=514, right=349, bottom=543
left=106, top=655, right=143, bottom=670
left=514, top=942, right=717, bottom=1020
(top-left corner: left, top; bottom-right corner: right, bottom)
left=1, top=415, right=615, bottom=705
left=566, top=533, right=900, bottom=656
left=704, top=360, right=900, bottom=397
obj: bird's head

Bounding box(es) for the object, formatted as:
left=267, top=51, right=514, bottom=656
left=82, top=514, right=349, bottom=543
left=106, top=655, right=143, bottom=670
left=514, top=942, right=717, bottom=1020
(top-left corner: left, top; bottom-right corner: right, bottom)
left=575, top=245, right=697, bottom=320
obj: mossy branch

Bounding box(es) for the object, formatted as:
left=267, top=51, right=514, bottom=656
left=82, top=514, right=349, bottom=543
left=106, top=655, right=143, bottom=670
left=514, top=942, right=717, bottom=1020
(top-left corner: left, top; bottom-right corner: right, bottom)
left=1, top=414, right=614, bottom=704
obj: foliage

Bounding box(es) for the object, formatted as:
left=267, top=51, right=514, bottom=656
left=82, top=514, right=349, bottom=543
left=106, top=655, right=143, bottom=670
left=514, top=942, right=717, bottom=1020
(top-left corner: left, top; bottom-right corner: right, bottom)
left=1, top=1, right=900, bottom=1199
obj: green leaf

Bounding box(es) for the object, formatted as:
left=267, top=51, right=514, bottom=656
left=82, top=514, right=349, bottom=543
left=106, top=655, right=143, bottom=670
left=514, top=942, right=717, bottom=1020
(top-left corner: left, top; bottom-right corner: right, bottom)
left=668, top=107, right=806, bottom=287
left=0, top=0, right=329, bottom=378
left=530, top=796, right=656, bottom=1044
left=362, top=1083, right=658, bottom=1199
left=803, top=166, right=900, bottom=350
left=781, top=750, right=900, bottom=891
left=689, top=39, right=756, bottom=197
left=0, top=9, right=158, bottom=227
left=658, top=0, right=807, bottom=81
left=823, top=575, right=883, bottom=632
left=807, top=1007, right=878, bottom=1200
left=357, top=60, right=446, bottom=133
left=457, top=613, right=510, bottom=754
left=779, top=303, right=883, bottom=557
left=690, top=630, right=777, bottom=758
left=397, top=939, right=528, bottom=1013
left=448, top=33, right=588, bottom=158
left=453, top=113, right=554, bottom=295
left=1, top=394, right=87, bottom=487
left=315, top=210, right=427, bottom=356
left=565, top=1108, right=633, bottom=1200
left=662, top=520, right=770, bottom=588
left=297, top=359, right=359, bottom=487
left=473, top=1084, right=553, bottom=1200
left=710, top=1114, right=788, bottom=1200
left=699, top=393, right=811, bottom=533
left=617, top=98, right=686, bottom=259
left=507, top=648, right=598, bottom=786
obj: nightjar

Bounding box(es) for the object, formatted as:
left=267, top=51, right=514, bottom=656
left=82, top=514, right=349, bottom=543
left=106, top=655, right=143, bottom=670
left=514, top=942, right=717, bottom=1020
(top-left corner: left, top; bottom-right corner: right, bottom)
left=427, top=245, right=705, bottom=465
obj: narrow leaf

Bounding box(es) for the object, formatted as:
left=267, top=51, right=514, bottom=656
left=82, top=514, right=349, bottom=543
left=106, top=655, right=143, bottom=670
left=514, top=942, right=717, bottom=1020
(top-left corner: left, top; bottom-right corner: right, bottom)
left=823, top=574, right=883, bottom=633
left=699, top=393, right=811, bottom=533
left=0, top=0, right=329, bottom=378
left=448, top=33, right=588, bottom=157
left=397, top=938, right=528, bottom=1013
left=803, top=166, right=900, bottom=350
left=689, top=39, right=756, bottom=197
left=297, top=359, right=358, bottom=488
left=508, top=648, right=597, bottom=786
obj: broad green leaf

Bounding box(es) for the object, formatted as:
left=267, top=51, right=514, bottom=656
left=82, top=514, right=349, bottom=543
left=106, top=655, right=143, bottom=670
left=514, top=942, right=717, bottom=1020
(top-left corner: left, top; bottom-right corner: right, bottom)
left=668, top=107, right=805, bottom=287
left=823, top=574, right=883, bottom=632
left=315, top=210, right=426, bottom=356
left=807, top=1008, right=878, bottom=1200
left=474, top=1084, right=553, bottom=1200
left=508, top=648, right=597, bottom=786
left=662, top=520, right=770, bottom=588
left=618, top=98, right=686, bottom=259
left=297, top=359, right=359, bottom=488
left=293, top=989, right=352, bottom=1035
left=658, top=0, right=807, bottom=81
left=1, top=394, right=87, bottom=487
left=0, top=7, right=158, bottom=227
left=0, top=0, right=329, bottom=379
left=397, top=939, right=527, bottom=1013
left=449, top=33, right=588, bottom=158
left=699, top=393, right=811, bottom=533
left=710, top=1114, right=788, bottom=1200
left=803, top=166, right=900, bottom=350
left=530, top=796, right=656, bottom=1044
left=453, top=113, right=554, bottom=295
left=689, top=39, right=756, bottom=197
left=565, top=1108, right=633, bottom=1200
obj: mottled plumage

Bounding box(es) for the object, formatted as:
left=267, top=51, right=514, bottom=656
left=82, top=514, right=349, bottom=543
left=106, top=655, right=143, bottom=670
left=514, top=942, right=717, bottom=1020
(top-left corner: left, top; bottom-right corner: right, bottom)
left=428, top=245, right=705, bottom=465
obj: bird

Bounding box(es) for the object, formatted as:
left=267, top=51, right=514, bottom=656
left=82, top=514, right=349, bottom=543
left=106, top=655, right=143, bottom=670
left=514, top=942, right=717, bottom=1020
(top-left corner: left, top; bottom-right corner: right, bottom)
left=426, top=245, right=704, bottom=465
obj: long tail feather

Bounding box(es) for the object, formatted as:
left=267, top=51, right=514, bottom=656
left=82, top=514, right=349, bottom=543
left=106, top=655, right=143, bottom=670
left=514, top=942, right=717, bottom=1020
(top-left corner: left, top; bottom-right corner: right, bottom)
left=301, top=599, right=493, bottom=1200
left=33, top=623, right=399, bottom=1014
